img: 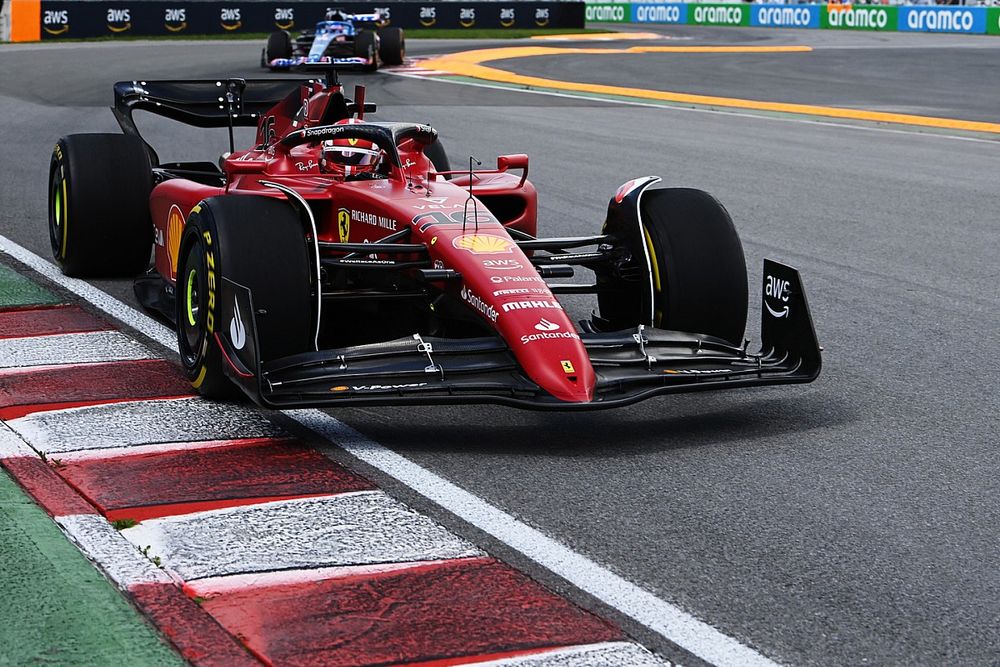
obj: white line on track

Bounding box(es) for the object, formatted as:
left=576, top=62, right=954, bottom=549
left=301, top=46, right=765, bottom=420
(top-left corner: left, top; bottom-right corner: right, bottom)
left=385, top=68, right=1000, bottom=145
left=0, top=235, right=778, bottom=666
left=456, top=641, right=665, bottom=667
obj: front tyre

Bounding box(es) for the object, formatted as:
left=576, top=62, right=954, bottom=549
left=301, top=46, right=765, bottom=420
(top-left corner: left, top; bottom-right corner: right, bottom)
left=48, top=134, right=153, bottom=277
left=354, top=30, right=378, bottom=72
left=377, top=27, right=404, bottom=66
left=175, top=196, right=313, bottom=398
left=265, top=30, right=292, bottom=67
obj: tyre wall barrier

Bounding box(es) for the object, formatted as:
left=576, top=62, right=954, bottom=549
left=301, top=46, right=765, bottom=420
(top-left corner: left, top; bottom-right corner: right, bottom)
left=9, top=0, right=584, bottom=40
left=585, top=1, right=1000, bottom=35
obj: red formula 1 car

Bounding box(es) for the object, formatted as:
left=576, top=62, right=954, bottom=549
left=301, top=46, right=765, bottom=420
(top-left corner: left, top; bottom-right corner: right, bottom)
left=47, top=68, right=820, bottom=409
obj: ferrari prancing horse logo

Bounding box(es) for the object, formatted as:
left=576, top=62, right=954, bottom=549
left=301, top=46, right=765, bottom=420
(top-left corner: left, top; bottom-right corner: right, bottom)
left=337, top=208, right=350, bottom=242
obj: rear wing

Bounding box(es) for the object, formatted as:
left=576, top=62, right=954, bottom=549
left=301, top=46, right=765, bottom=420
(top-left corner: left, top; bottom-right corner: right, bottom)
left=111, top=74, right=375, bottom=164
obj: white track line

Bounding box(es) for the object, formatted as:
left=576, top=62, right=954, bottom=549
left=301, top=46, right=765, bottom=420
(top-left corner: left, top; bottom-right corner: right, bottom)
left=0, top=422, right=35, bottom=458
left=57, top=514, right=175, bottom=588
left=456, top=641, right=665, bottom=667
left=186, top=557, right=484, bottom=597
left=0, top=236, right=777, bottom=666
left=121, top=491, right=484, bottom=581
left=385, top=69, right=1000, bottom=145
left=7, top=397, right=284, bottom=454
left=0, top=330, right=153, bottom=368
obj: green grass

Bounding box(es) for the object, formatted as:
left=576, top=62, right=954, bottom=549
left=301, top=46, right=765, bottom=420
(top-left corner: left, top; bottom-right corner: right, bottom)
left=13, top=27, right=604, bottom=44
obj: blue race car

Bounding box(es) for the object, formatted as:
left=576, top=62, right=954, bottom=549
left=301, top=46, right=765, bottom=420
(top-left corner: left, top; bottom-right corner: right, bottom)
left=262, top=8, right=405, bottom=72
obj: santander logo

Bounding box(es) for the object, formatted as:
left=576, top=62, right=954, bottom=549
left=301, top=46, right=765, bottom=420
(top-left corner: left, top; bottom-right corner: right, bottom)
left=534, top=318, right=560, bottom=332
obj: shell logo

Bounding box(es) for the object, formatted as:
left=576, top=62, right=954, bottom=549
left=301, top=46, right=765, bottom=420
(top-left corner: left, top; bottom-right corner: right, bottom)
left=452, top=234, right=514, bottom=255
left=166, top=205, right=185, bottom=276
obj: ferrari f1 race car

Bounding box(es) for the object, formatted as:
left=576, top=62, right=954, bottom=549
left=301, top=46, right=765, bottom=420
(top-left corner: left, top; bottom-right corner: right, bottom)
left=47, top=68, right=821, bottom=410
left=261, top=8, right=404, bottom=72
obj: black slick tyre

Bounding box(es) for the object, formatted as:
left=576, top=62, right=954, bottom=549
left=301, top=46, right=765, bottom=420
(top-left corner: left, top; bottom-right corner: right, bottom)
left=48, top=134, right=153, bottom=277
left=265, top=30, right=292, bottom=66
left=175, top=195, right=313, bottom=398
left=639, top=188, right=747, bottom=344
left=377, top=27, right=405, bottom=66
left=354, top=30, right=378, bottom=71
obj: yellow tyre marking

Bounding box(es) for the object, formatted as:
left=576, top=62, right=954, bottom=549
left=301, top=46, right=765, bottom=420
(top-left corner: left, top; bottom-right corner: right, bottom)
left=191, top=365, right=207, bottom=389
left=419, top=46, right=1000, bottom=135
left=60, top=174, right=69, bottom=259
left=642, top=225, right=663, bottom=327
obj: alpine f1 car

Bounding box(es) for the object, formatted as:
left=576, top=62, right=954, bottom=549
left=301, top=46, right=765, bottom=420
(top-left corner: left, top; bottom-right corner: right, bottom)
left=261, top=8, right=403, bottom=72
left=47, top=67, right=821, bottom=410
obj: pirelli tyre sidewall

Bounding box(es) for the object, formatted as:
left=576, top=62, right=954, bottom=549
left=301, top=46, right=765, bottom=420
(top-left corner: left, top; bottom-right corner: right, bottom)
left=377, top=27, right=405, bottom=66
left=354, top=30, right=379, bottom=71
left=176, top=195, right=313, bottom=398
left=640, top=188, right=748, bottom=345
left=48, top=134, right=153, bottom=277
left=176, top=204, right=235, bottom=398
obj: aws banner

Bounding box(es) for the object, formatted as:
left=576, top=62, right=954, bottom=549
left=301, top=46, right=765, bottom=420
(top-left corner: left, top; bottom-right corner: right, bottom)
left=898, top=6, right=985, bottom=34
left=751, top=4, right=820, bottom=29
left=37, top=1, right=585, bottom=38
left=632, top=3, right=685, bottom=24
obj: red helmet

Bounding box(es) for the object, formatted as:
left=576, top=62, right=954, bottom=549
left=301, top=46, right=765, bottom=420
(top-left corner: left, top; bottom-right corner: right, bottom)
left=321, top=118, right=382, bottom=178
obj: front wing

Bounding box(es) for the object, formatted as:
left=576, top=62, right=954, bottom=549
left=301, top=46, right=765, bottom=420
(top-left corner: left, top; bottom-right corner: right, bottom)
left=269, top=56, right=373, bottom=70
left=218, top=260, right=821, bottom=411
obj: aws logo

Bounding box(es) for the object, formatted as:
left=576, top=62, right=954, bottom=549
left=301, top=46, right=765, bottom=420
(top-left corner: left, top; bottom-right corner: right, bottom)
left=42, top=9, right=69, bottom=36
left=164, top=8, right=186, bottom=31
left=274, top=7, right=294, bottom=29
left=499, top=7, right=515, bottom=27
left=418, top=6, right=436, bottom=26
left=220, top=7, right=241, bottom=31
left=106, top=8, right=131, bottom=33
left=534, top=8, right=550, bottom=27
left=459, top=7, right=476, bottom=27
left=374, top=6, right=390, bottom=26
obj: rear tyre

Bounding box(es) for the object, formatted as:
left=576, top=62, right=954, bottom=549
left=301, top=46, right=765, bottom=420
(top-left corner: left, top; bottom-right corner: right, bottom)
left=175, top=196, right=313, bottom=398
left=599, top=188, right=747, bottom=344
left=377, top=27, right=405, bottom=66
left=354, top=30, right=378, bottom=72
left=265, top=30, right=292, bottom=67
left=48, top=134, right=153, bottom=277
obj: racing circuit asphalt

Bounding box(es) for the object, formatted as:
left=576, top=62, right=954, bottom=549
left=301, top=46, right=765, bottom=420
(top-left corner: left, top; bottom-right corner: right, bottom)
left=1, top=27, right=999, bottom=666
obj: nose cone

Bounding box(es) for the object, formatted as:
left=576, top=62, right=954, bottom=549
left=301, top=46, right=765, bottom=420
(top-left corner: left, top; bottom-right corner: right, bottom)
left=505, top=311, right=595, bottom=404
left=524, top=347, right=595, bottom=403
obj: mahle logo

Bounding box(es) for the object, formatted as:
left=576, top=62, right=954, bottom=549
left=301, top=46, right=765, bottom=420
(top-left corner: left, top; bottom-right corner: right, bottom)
left=825, top=6, right=892, bottom=30
left=43, top=9, right=70, bottom=35
left=691, top=5, right=745, bottom=26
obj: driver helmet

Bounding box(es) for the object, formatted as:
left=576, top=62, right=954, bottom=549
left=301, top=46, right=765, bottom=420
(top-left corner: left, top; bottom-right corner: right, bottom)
left=320, top=118, right=382, bottom=178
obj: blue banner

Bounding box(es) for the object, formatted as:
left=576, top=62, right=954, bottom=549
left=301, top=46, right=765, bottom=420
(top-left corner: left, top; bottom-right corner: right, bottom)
left=632, top=2, right=685, bottom=24
left=898, top=6, right=985, bottom=34
left=751, top=4, right=820, bottom=29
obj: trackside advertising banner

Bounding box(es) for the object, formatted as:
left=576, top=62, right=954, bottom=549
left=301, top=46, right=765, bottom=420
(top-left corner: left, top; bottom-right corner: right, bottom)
left=687, top=3, right=748, bottom=26
left=587, top=1, right=997, bottom=35
left=632, top=3, right=685, bottom=24
left=35, top=1, right=585, bottom=39
left=898, top=6, right=984, bottom=34
left=584, top=2, right=630, bottom=23
left=751, top=4, right=820, bottom=29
